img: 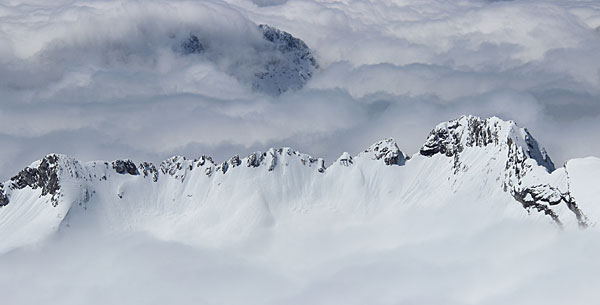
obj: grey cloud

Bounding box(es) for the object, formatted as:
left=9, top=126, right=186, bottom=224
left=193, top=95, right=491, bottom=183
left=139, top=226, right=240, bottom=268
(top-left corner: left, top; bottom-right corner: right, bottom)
left=1, top=0, right=599, bottom=180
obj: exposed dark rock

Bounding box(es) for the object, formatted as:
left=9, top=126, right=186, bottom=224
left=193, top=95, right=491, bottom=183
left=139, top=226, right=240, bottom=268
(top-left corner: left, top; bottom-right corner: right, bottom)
left=112, top=160, right=139, bottom=175
left=317, top=159, right=326, bottom=173
left=268, top=150, right=277, bottom=171
left=510, top=183, right=589, bottom=228
left=254, top=24, right=318, bottom=95
left=0, top=183, right=8, bottom=207
left=160, top=156, right=185, bottom=176
left=564, top=195, right=589, bottom=229
left=139, top=162, right=158, bottom=182
left=219, top=161, right=229, bottom=174
left=564, top=166, right=590, bottom=228
left=338, top=152, right=353, bottom=166
left=181, top=34, right=204, bottom=54
left=512, top=185, right=564, bottom=226
left=420, top=116, right=571, bottom=224
left=230, top=155, right=241, bottom=167
left=8, top=154, right=61, bottom=206
left=177, top=24, right=317, bottom=95
left=420, top=115, right=554, bottom=172
left=260, top=25, right=317, bottom=67
left=195, top=156, right=207, bottom=167
left=363, top=138, right=405, bottom=166
left=420, top=118, right=475, bottom=157
left=513, top=188, right=562, bottom=226
left=246, top=152, right=262, bottom=167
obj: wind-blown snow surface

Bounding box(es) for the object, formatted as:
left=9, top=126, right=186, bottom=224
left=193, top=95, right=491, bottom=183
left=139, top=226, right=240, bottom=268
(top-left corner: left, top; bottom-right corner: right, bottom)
left=1, top=116, right=600, bottom=304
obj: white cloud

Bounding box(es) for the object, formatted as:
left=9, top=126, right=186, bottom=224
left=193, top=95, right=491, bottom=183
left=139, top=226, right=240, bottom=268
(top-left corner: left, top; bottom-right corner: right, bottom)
left=1, top=208, right=600, bottom=305
left=0, top=0, right=598, bottom=181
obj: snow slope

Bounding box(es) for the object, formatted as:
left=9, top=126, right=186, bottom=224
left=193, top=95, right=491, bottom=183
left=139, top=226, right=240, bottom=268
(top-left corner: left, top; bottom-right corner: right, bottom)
left=0, top=115, right=598, bottom=253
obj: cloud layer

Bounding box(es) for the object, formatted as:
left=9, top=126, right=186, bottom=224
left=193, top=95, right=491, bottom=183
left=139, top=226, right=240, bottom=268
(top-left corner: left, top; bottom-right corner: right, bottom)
left=1, top=0, right=600, bottom=180
left=2, top=207, right=600, bottom=305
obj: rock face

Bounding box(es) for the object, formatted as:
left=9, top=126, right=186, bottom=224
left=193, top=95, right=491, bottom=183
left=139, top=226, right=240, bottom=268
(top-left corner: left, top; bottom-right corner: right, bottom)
left=418, top=115, right=588, bottom=227
left=112, top=160, right=139, bottom=175
left=359, top=138, right=406, bottom=166
left=0, top=183, right=8, bottom=207
left=5, top=155, right=62, bottom=207
left=420, top=115, right=554, bottom=171
left=253, top=24, right=318, bottom=95
left=511, top=184, right=588, bottom=227
left=178, top=24, right=318, bottom=95
left=180, top=34, right=204, bottom=54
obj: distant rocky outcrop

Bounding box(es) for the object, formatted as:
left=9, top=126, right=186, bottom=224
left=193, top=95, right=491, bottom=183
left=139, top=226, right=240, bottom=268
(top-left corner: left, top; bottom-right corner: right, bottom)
left=6, top=155, right=62, bottom=206
left=360, top=138, right=406, bottom=166
left=254, top=24, right=318, bottom=94
left=180, top=34, right=204, bottom=54
left=178, top=24, right=317, bottom=95
left=112, top=160, right=139, bottom=175
left=418, top=115, right=587, bottom=227
left=420, top=115, right=554, bottom=171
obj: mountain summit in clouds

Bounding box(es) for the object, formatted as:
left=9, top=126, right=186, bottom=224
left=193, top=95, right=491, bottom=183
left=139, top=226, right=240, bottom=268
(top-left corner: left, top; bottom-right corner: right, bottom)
left=1, top=115, right=598, bottom=253
left=176, top=24, right=318, bottom=95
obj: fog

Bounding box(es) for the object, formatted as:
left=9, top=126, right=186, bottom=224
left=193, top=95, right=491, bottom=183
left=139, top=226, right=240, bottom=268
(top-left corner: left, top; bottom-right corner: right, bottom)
left=2, top=207, right=600, bottom=305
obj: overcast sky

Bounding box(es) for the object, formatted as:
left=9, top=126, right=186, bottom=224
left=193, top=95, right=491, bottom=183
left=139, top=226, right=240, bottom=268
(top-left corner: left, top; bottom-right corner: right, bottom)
left=1, top=0, right=599, bottom=180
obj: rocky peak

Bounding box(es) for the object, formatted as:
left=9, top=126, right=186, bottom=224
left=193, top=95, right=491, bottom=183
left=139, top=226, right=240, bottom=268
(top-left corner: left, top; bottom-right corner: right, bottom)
left=0, top=183, right=8, bottom=207
left=4, top=154, right=64, bottom=207
left=180, top=34, right=204, bottom=54
left=160, top=156, right=188, bottom=176
left=420, top=115, right=554, bottom=171
left=358, top=138, right=406, bottom=166
left=417, top=116, right=565, bottom=224
left=254, top=24, right=318, bottom=95
left=112, top=160, right=139, bottom=175
left=176, top=24, right=317, bottom=95
left=337, top=152, right=353, bottom=166
left=237, top=148, right=325, bottom=173
left=216, top=155, right=242, bottom=174
left=259, top=24, right=317, bottom=66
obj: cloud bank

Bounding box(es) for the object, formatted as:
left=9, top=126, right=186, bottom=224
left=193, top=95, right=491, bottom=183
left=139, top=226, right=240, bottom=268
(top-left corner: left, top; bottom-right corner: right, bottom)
left=2, top=205, right=600, bottom=305
left=1, top=0, right=599, bottom=180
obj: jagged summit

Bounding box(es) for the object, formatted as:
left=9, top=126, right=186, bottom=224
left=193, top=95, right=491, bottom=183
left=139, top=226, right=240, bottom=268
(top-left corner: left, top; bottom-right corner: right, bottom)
left=1, top=116, right=599, bottom=252
left=357, top=138, right=406, bottom=166
left=177, top=24, right=318, bottom=95
left=420, top=115, right=555, bottom=171
left=254, top=24, right=318, bottom=94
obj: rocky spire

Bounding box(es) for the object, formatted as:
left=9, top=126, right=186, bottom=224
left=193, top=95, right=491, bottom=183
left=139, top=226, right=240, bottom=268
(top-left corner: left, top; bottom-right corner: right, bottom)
left=420, top=115, right=554, bottom=172
left=357, top=138, right=406, bottom=166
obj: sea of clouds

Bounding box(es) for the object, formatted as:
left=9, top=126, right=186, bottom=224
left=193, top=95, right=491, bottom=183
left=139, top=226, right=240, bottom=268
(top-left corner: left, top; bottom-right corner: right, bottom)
left=1, top=0, right=600, bottom=304
left=0, top=0, right=599, bottom=179
left=2, top=201, right=600, bottom=305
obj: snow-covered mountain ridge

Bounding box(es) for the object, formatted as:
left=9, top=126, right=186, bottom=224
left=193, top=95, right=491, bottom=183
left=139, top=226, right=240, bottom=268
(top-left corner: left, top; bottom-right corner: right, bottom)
left=0, top=115, right=598, bottom=252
